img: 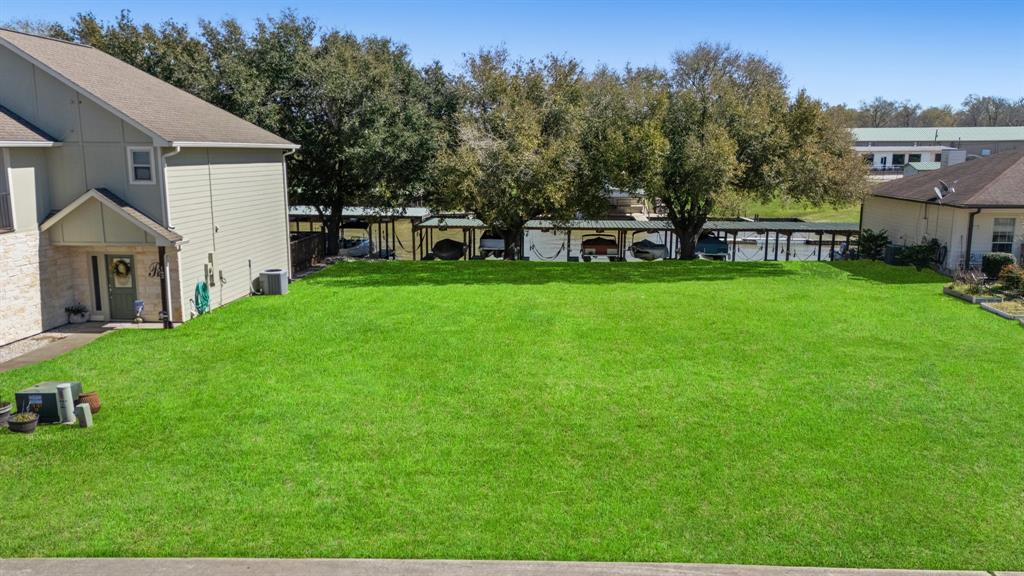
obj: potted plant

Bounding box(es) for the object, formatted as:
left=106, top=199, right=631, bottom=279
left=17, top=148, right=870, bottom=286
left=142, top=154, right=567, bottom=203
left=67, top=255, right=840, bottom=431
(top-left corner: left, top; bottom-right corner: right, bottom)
left=0, top=400, right=11, bottom=428
left=78, top=391, right=101, bottom=414
left=8, top=411, right=39, bottom=434
left=65, top=303, right=89, bottom=324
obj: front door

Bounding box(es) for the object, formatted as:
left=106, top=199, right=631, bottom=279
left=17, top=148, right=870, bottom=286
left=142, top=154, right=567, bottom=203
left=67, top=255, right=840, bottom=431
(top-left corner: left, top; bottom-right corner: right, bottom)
left=105, top=255, right=137, bottom=320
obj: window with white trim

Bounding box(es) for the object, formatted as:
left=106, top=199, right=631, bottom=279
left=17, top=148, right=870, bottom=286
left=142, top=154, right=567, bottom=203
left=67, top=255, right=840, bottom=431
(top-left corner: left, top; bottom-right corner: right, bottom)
left=127, top=147, right=155, bottom=184
left=992, top=218, right=1016, bottom=253
left=0, top=152, right=13, bottom=232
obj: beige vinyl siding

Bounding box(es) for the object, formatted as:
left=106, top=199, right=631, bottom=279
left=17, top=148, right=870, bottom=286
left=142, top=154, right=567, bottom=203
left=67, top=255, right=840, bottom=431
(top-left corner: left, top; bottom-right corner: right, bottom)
left=208, top=149, right=288, bottom=305
left=166, top=149, right=216, bottom=317
left=166, top=148, right=288, bottom=316
left=861, top=196, right=925, bottom=246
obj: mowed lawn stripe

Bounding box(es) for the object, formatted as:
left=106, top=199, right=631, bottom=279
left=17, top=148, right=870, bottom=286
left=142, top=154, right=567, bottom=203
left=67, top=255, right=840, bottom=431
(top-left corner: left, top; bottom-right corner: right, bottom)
left=0, top=261, right=1021, bottom=569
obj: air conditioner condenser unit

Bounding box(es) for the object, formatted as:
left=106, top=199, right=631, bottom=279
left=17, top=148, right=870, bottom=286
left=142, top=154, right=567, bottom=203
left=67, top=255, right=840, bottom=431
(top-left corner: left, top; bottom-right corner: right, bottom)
left=260, top=269, right=289, bottom=295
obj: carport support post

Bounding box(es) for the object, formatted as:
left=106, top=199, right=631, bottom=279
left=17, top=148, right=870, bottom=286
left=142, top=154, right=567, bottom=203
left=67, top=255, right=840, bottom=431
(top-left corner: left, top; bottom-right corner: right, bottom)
left=566, top=229, right=572, bottom=262
left=773, top=231, right=780, bottom=261
left=763, top=231, right=769, bottom=261
left=731, top=232, right=737, bottom=261
left=816, top=232, right=823, bottom=261
left=785, top=233, right=792, bottom=261
left=829, top=233, right=837, bottom=261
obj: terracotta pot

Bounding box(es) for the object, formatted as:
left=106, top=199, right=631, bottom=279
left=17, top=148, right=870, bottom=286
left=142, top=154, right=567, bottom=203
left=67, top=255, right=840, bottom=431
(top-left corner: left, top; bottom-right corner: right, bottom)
left=78, top=392, right=101, bottom=414
left=8, top=413, right=39, bottom=434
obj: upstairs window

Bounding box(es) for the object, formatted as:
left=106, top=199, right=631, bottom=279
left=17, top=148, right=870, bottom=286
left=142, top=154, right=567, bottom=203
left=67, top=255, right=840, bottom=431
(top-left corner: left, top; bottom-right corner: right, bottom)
left=992, top=218, right=1016, bottom=253
left=908, top=153, right=922, bottom=163
left=128, top=147, right=155, bottom=185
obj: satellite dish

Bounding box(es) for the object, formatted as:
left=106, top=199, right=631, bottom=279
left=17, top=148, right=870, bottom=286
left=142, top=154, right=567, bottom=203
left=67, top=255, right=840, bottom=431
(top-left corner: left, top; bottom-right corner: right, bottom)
left=933, top=186, right=944, bottom=202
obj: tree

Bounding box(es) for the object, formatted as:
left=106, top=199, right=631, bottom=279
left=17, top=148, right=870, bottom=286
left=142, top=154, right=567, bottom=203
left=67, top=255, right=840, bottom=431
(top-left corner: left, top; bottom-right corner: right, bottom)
left=959, top=94, right=1013, bottom=126
left=892, top=100, right=921, bottom=127
left=857, top=97, right=898, bottom=127
left=916, top=105, right=956, bottom=127
left=596, top=44, right=866, bottom=259
left=823, top=104, right=859, bottom=129
left=289, top=32, right=439, bottom=255
left=430, top=49, right=603, bottom=258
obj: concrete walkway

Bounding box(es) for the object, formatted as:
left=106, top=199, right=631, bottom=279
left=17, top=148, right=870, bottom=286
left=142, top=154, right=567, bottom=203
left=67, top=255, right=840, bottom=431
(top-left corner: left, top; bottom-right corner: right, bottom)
left=0, top=322, right=166, bottom=372
left=0, top=559, right=1017, bottom=576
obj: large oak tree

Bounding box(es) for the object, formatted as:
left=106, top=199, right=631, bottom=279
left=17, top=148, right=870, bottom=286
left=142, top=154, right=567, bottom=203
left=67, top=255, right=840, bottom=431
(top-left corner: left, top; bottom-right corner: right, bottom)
left=429, top=50, right=606, bottom=258
left=593, top=44, right=867, bottom=259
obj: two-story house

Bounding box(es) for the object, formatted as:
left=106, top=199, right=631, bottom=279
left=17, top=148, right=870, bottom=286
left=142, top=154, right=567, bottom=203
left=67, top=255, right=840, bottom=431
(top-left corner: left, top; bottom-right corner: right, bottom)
left=0, top=29, right=297, bottom=347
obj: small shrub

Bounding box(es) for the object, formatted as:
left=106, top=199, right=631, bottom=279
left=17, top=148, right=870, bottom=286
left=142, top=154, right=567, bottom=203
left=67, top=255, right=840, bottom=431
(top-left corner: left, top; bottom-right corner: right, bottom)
left=897, top=239, right=942, bottom=271
left=857, top=228, right=888, bottom=260
left=982, top=253, right=1015, bottom=279
left=998, top=264, right=1024, bottom=293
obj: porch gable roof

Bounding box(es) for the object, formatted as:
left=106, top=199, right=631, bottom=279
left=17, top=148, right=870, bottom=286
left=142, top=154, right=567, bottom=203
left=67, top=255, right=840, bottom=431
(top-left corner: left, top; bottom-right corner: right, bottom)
left=40, top=188, right=183, bottom=246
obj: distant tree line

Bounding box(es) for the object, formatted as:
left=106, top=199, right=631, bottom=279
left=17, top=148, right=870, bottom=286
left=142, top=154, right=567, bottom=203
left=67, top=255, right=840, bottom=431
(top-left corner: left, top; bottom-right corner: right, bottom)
left=6, top=11, right=867, bottom=259
left=826, top=96, right=1024, bottom=129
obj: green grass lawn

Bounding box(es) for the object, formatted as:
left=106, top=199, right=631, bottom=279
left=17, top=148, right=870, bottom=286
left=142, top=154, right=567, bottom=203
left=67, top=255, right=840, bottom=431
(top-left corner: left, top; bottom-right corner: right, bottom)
left=1, top=261, right=1022, bottom=569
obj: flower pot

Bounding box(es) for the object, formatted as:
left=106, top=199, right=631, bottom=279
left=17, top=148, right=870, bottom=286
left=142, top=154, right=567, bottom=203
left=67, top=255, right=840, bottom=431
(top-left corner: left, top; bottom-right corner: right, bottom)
left=8, top=413, right=39, bottom=434
left=68, top=314, right=89, bottom=324
left=0, top=402, right=11, bottom=428
left=78, top=391, right=101, bottom=414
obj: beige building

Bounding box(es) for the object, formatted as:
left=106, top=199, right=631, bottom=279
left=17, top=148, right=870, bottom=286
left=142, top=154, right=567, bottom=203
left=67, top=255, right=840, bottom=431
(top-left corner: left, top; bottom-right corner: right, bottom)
left=861, top=149, right=1024, bottom=271
left=0, top=29, right=297, bottom=347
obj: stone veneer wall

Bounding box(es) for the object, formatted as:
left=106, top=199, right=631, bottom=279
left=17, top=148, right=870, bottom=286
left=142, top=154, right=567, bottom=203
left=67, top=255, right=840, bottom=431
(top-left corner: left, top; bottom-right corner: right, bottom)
left=0, top=229, right=75, bottom=347
left=1, top=230, right=185, bottom=347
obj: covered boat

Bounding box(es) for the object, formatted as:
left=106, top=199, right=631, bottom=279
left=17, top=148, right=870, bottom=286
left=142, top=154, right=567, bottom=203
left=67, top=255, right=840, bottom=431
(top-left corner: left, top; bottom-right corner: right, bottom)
left=338, top=237, right=371, bottom=258
left=580, top=235, right=619, bottom=257
left=696, top=233, right=728, bottom=260
left=629, top=238, right=667, bottom=261
left=433, top=238, right=465, bottom=260
left=479, top=232, right=505, bottom=258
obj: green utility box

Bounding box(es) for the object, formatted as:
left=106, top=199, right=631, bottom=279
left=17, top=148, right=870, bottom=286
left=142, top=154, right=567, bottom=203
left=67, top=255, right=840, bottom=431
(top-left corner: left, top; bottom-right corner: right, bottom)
left=15, top=381, right=83, bottom=423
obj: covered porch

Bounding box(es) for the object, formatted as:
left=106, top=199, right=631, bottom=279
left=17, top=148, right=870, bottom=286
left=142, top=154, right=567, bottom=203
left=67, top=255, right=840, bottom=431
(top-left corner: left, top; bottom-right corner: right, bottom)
left=39, top=188, right=182, bottom=325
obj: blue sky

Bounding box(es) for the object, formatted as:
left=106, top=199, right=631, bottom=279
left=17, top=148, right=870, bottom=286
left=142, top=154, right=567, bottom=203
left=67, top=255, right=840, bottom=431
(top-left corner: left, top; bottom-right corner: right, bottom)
left=2, top=0, right=1022, bottom=108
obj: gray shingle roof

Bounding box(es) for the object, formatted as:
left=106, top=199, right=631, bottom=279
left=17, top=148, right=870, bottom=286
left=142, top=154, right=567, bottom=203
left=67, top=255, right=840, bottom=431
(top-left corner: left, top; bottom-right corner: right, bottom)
left=871, top=149, right=1024, bottom=208
left=0, top=29, right=296, bottom=149
left=853, top=126, right=1024, bottom=143
left=0, top=104, right=56, bottom=145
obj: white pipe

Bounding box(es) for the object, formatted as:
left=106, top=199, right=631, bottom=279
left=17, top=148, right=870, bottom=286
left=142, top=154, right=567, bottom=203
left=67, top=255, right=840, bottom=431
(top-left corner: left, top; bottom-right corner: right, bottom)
left=282, top=149, right=296, bottom=278
left=160, top=146, right=181, bottom=322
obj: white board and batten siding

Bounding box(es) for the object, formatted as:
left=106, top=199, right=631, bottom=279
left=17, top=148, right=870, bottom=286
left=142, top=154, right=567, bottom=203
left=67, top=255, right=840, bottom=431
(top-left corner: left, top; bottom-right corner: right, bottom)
left=165, top=148, right=289, bottom=316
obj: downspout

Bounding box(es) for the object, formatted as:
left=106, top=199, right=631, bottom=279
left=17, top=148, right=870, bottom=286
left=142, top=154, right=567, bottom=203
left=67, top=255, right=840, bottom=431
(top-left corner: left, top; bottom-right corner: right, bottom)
left=160, top=146, right=181, bottom=327
left=282, top=149, right=296, bottom=278
left=964, top=208, right=982, bottom=270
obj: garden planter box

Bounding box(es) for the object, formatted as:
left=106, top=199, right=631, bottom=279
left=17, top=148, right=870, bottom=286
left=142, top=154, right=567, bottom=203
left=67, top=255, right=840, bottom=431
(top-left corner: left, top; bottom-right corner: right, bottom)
left=943, top=286, right=1003, bottom=304
left=980, top=302, right=1024, bottom=322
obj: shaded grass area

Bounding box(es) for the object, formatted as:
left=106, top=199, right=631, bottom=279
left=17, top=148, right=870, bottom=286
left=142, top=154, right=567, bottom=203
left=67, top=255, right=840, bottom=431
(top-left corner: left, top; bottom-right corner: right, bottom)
left=1, top=261, right=1022, bottom=569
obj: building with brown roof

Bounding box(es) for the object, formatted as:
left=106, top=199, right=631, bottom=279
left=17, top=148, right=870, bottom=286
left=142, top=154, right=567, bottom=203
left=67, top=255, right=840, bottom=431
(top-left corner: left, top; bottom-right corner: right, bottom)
left=861, top=149, right=1024, bottom=271
left=0, top=28, right=297, bottom=347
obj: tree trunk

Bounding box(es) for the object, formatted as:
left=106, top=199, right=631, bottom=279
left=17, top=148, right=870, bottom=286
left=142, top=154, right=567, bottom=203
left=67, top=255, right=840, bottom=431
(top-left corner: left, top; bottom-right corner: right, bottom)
left=501, top=228, right=524, bottom=260
left=669, top=215, right=708, bottom=260
left=324, top=213, right=342, bottom=256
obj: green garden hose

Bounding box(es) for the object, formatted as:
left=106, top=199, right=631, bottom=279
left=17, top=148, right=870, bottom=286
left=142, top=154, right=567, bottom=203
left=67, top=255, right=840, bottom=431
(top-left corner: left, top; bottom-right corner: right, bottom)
left=194, top=281, right=210, bottom=315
